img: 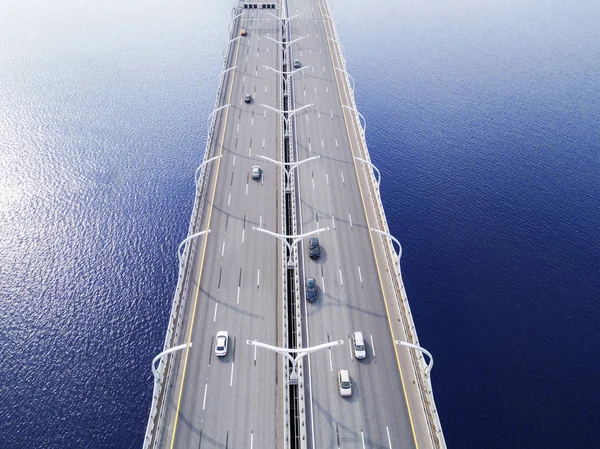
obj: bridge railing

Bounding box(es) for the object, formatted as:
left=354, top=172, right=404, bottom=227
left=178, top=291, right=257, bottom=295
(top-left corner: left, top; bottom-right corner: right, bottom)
left=142, top=4, right=243, bottom=448
left=320, top=1, right=446, bottom=447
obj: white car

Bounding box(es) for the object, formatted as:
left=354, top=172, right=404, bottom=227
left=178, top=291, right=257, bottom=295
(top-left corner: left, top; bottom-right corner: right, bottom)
left=338, top=369, right=352, bottom=397
left=353, top=331, right=366, bottom=359
left=251, top=165, right=261, bottom=179
left=215, top=331, right=229, bottom=357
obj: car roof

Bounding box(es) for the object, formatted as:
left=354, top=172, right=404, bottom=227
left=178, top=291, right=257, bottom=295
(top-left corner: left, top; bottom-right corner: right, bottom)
left=339, top=369, right=349, bottom=381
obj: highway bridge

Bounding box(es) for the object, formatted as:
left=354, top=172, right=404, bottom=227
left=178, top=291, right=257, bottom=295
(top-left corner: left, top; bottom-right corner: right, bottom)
left=143, top=0, right=446, bottom=448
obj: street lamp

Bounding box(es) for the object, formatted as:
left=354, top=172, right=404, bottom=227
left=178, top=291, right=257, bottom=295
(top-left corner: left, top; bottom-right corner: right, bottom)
left=334, top=67, right=355, bottom=92
left=354, top=156, right=381, bottom=187
left=177, top=230, right=211, bottom=267
left=263, top=65, right=307, bottom=96
left=247, top=339, right=343, bottom=384
left=261, top=103, right=313, bottom=137
left=396, top=340, right=434, bottom=377
left=222, top=35, right=242, bottom=59
left=253, top=226, right=329, bottom=268
left=370, top=228, right=402, bottom=262
left=145, top=343, right=192, bottom=444
left=257, top=154, right=319, bottom=192
left=342, top=104, right=366, bottom=135
left=194, top=155, right=222, bottom=189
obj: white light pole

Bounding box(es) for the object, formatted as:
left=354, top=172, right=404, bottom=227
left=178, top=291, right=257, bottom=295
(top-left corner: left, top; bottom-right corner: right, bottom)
left=354, top=156, right=381, bottom=187
left=342, top=104, right=366, bottom=135
left=257, top=154, right=320, bottom=191
left=247, top=339, right=343, bottom=384
left=266, top=11, right=302, bottom=29
left=177, top=230, right=211, bottom=266
left=222, top=36, right=242, bottom=59
left=261, top=103, right=313, bottom=136
left=253, top=226, right=329, bottom=268
left=194, top=155, right=222, bottom=189
left=334, top=67, right=355, bottom=92
left=370, top=228, right=402, bottom=262
left=396, top=340, right=434, bottom=377
left=145, top=343, right=192, bottom=443
left=263, top=65, right=307, bottom=97
left=228, top=12, right=244, bottom=34
left=265, top=36, right=306, bottom=47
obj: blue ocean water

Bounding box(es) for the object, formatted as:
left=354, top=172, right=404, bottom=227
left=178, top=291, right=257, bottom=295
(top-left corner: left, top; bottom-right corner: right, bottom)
left=0, top=0, right=598, bottom=448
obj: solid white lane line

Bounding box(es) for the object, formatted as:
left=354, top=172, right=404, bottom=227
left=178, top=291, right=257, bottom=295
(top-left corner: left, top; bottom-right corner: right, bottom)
left=386, top=427, right=393, bottom=449
left=328, top=347, right=333, bottom=371
left=233, top=155, right=236, bottom=166
left=251, top=116, right=254, bottom=126
left=250, top=431, right=254, bottom=449
left=326, top=86, right=329, bottom=93
left=222, top=241, right=226, bottom=257
left=321, top=139, right=324, bottom=148
left=249, top=146, right=252, bottom=156
left=370, top=334, right=376, bottom=356
left=265, top=85, right=267, bottom=94
left=358, top=266, right=362, bottom=283
left=306, top=112, right=309, bottom=122
left=314, top=87, right=317, bottom=94
left=259, top=215, right=262, bottom=228
left=309, top=142, right=312, bottom=152
left=245, top=183, right=248, bottom=195
left=321, top=276, right=325, bottom=294
left=243, top=75, right=246, bottom=83
left=264, top=110, right=266, bottom=118
left=348, top=336, right=353, bottom=360
left=237, top=123, right=240, bottom=133
left=228, top=193, right=231, bottom=206
left=262, top=138, right=265, bottom=148
left=312, top=66, right=314, bottom=73
left=230, top=362, right=235, bottom=386
left=257, top=268, right=260, bottom=288
left=335, top=138, right=338, bottom=147
left=304, top=89, right=306, bottom=97
left=341, top=172, right=345, bottom=184
left=318, top=110, right=320, bottom=119
left=213, top=303, right=218, bottom=322
left=254, top=338, right=257, bottom=362
left=330, top=110, right=333, bottom=118
left=202, top=384, right=208, bottom=410
left=339, top=268, right=343, bottom=286
left=322, top=66, right=325, bottom=73
left=310, top=48, right=312, bottom=54
left=331, top=215, right=336, bottom=229
left=242, top=228, right=245, bottom=243
left=237, top=286, right=240, bottom=304
left=349, top=214, right=353, bottom=228
left=361, top=431, right=366, bottom=449
left=326, top=173, right=330, bottom=184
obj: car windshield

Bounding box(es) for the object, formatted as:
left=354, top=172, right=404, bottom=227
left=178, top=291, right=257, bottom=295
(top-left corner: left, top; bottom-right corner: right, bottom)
left=341, top=380, right=351, bottom=388
left=356, top=344, right=365, bottom=351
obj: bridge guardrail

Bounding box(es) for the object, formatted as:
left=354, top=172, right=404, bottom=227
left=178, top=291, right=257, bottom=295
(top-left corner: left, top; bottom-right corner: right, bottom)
left=320, top=2, right=446, bottom=447
left=142, top=4, right=243, bottom=447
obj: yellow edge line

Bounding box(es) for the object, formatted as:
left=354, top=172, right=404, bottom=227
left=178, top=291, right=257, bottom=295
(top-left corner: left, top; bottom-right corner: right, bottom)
left=315, top=1, right=420, bottom=446
left=168, top=14, right=244, bottom=449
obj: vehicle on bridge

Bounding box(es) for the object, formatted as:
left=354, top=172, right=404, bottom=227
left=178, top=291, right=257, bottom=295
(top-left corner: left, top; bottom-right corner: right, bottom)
left=306, top=277, right=317, bottom=301
left=309, top=237, right=320, bottom=259
left=338, top=369, right=352, bottom=397
left=215, top=331, right=229, bottom=357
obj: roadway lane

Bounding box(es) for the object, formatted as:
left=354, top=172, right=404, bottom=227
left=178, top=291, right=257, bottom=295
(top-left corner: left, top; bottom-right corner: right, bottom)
left=158, top=9, right=283, bottom=449
left=289, top=0, right=427, bottom=448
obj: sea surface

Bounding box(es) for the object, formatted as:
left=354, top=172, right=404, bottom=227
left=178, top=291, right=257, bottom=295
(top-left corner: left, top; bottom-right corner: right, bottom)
left=0, top=0, right=598, bottom=448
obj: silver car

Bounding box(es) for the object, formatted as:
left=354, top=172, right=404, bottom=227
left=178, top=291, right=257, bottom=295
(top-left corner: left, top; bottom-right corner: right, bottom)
left=251, top=165, right=261, bottom=179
